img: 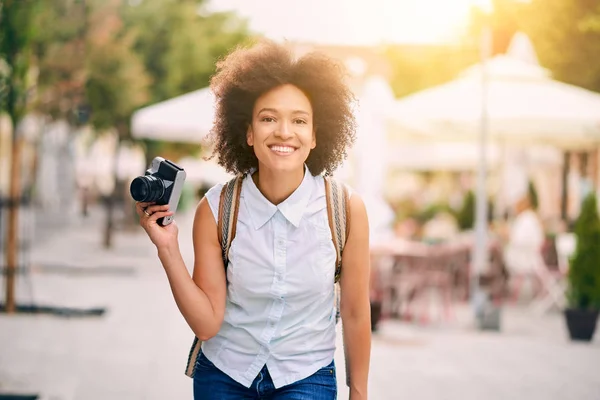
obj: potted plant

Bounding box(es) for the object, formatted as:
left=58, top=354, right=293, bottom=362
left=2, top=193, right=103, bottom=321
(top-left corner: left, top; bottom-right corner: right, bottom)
left=456, top=190, right=475, bottom=231
left=565, top=193, right=600, bottom=341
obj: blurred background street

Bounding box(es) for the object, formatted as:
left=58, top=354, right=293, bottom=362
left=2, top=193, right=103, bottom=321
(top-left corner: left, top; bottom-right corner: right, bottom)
left=2, top=0, right=600, bottom=399
left=0, top=206, right=598, bottom=400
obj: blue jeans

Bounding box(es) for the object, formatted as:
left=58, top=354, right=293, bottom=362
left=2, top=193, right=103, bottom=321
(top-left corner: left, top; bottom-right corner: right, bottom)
left=193, top=353, right=337, bottom=400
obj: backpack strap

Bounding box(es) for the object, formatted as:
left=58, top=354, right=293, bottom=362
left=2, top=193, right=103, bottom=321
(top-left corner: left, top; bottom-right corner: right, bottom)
left=217, top=175, right=244, bottom=266
left=184, top=175, right=243, bottom=378
left=324, top=176, right=350, bottom=283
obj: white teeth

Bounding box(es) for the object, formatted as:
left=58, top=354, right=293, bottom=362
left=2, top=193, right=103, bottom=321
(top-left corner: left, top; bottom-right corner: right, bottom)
left=270, top=145, right=295, bottom=153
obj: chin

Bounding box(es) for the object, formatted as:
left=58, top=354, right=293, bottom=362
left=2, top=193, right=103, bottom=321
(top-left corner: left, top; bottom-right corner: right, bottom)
left=268, top=162, right=304, bottom=173
left=259, top=156, right=306, bottom=173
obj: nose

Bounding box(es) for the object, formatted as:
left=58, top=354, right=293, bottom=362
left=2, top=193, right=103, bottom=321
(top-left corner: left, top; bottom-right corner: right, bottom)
left=275, top=120, right=293, bottom=140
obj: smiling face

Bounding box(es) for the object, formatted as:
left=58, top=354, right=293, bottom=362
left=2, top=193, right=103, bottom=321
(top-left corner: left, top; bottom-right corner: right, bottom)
left=247, top=84, right=316, bottom=174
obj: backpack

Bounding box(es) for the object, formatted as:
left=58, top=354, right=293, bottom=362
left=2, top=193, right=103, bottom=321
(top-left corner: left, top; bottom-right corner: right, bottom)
left=184, top=174, right=351, bottom=386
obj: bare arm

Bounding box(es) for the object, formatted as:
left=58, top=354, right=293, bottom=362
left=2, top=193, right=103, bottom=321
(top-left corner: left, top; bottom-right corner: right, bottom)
left=339, top=193, right=371, bottom=400
left=139, top=198, right=227, bottom=341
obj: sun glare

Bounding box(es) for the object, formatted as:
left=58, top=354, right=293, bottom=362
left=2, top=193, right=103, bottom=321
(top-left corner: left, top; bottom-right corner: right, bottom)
left=209, top=0, right=493, bottom=45
left=355, top=0, right=494, bottom=44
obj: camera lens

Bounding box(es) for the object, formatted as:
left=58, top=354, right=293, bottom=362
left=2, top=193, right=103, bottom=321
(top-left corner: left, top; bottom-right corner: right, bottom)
left=130, top=175, right=165, bottom=202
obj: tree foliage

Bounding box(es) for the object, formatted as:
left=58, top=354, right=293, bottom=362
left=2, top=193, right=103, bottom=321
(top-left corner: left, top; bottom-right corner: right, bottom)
left=523, top=0, right=600, bottom=92
left=11, top=0, right=250, bottom=136
left=468, top=0, right=600, bottom=92
left=0, top=0, right=40, bottom=128
left=30, top=0, right=87, bottom=123
left=456, top=190, right=476, bottom=231
left=85, top=0, right=149, bottom=137
left=121, top=0, right=251, bottom=104
left=568, top=193, right=600, bottom=310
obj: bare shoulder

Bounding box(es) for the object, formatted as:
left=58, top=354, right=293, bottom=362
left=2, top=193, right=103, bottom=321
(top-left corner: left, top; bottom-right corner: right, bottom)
left=192, top=196, right=220, bottom=252
left=347, top=190, right=369, bottom=238
left=191, top=195, right=226, bottom=293
left=194, top=196, right=215, bottom=226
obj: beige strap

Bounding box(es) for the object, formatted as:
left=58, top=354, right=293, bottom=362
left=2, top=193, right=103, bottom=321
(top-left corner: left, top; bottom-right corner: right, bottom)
left=324, top=176, right=350, bottom=283
left=218, top=175, right=243, bottom=265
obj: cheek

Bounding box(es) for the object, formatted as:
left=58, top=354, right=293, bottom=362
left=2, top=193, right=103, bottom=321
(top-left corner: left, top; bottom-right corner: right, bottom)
left=249, top=124, right=270, bottom=143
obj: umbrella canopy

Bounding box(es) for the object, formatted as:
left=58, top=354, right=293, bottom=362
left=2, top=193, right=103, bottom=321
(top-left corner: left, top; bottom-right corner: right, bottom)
left=131, top=88, right=215, bottom=143
left=389, top=36, right=600, bottom=150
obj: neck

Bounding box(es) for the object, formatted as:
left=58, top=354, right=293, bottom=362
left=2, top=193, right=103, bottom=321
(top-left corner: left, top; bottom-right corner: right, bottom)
left=253, top=165, right=305, bottom=205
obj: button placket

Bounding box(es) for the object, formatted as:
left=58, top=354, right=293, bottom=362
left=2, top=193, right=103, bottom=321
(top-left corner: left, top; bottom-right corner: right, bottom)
left=261, top=212, right=288, bottom=344
left=245, top=346, right=270, bottom=382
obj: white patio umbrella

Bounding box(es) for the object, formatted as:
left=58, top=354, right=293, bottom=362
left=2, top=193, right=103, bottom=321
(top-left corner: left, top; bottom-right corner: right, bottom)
left=131, top=88, right=215, bottom=143
left=388, top=32, right=600, bottom=285
left=389, top=44, right=600, bottom=150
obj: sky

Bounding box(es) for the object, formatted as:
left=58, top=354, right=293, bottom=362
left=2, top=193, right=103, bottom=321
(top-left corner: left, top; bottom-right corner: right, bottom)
left=207, top=0, right=493, bottom=46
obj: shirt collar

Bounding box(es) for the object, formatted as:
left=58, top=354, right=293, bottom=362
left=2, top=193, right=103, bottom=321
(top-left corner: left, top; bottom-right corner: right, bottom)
left=243, top=165, right=314, bottom=230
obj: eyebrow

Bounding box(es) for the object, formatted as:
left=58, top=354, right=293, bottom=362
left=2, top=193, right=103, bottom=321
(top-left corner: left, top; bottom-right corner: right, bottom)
left=257, top=108, right=310, bottom=116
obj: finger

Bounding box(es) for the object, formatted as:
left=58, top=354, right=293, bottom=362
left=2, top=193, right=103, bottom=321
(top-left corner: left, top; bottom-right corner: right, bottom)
left=147, top=210, right=174, bottom=224
left=136, top=202, right=163, bottom=219
left=145, top=204, right=170, bottom=215
left=136, top=202, right=153, bottom=214
left=135, top=203, right=146, bottom=217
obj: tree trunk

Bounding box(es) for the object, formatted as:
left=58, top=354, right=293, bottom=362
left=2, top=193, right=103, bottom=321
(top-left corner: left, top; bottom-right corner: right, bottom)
left=5, top=134, right=22, bottom=313
left=103, top=134, right=122, bottom=249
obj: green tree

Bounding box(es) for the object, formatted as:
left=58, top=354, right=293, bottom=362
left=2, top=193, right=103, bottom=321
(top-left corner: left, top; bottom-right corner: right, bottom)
left=456, top=190, right=476, bottom=231
left=528, top=180, right=539, bottom=210
left=466, top=0, right=600, bottom=93
left=568, top=193, right=600, bottom=310
left=85, top=0, right=150, bottom=248
left=522, top=0, right=600, bottom=92
left=0, top=0, right=40, bottom=313
left=30, top=0, right=87, bottom=123
left=122, top=0, right=251, bottom=104
left=0, top=0, right=39, bottom=128
left=121, top=0, right=251, bottom=163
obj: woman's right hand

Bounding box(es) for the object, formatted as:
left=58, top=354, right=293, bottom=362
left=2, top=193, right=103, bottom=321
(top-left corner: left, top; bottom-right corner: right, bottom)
left=135, top=202, right=178, bottom=250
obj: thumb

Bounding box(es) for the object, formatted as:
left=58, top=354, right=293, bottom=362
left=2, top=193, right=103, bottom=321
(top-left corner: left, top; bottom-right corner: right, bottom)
left=164, top=219, right=178, bottom=232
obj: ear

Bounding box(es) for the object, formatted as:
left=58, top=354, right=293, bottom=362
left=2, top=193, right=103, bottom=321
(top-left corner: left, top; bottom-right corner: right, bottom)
left=310, top=129, right=316, bottom=149
left=246, top=124, right=254, bottom=147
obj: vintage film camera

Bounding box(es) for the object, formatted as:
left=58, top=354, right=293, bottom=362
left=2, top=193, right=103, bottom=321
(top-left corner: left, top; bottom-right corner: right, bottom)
left=130, top=157, right=186, bottom=226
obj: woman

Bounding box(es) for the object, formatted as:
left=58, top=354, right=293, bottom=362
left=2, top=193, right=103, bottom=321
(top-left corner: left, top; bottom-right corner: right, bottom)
left=136, top=40, right=371, bottom=399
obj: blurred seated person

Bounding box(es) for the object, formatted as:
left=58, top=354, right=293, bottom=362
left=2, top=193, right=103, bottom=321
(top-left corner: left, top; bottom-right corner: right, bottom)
left=503, top=179, right=544, bottom=301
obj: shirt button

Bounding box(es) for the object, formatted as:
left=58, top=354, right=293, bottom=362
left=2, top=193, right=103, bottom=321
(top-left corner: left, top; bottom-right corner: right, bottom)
left=277, top=239, right=285, bottom=246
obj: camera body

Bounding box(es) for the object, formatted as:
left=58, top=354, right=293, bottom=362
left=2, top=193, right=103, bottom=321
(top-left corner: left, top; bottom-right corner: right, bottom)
left=130, top=157, right=186, bottom=226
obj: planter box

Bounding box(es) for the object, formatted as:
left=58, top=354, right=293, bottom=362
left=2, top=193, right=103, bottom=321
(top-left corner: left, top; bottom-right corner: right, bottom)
left=565, top=308, right=599, bottom=342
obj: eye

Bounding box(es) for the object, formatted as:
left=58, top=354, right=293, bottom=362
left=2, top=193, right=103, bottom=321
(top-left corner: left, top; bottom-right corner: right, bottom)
left=261, top=116, right=275, bottom=123
left=294, top=118, right=307, bottom=124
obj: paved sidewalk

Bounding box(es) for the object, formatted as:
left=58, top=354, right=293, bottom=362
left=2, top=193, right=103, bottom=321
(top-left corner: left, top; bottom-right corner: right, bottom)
left=1, top=208, right=599, bottom=399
